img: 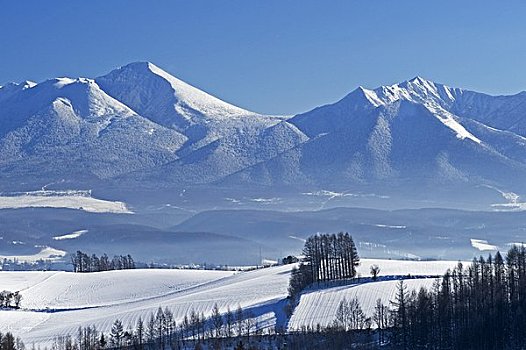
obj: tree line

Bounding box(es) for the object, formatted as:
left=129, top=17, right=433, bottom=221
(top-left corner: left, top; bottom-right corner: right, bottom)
left=288, top=232, right=360, bottom=302
left=71, top=251, right=135, bottom=273
left=388, top=245, right=526, bottom=349
left=286, top=233, right=526, bottom=349
left=46, top=303, right=271, bottom=350
left=317, top=245, right=526, bottom=349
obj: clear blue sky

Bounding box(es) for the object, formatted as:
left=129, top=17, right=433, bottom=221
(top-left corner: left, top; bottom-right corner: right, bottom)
left=1, top=0, right=526, bottom=115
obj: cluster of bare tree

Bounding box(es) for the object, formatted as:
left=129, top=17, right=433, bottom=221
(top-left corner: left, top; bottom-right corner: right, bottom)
left=0, top=290, right=22, bottom=309
left=288, top=232, right=360, bottom=302
left=48, top=303, right=265, bottom=350
left=71, top=251, right=135, bottom=273
left=0, top=333, right=23, bottom=350
left=389, top=245, right=526, bottom=350
left=333, top=297, right=371, bottom=331
left=304, top=232, right=360, bottom=283
left=284, top=326, right=375, bottom=350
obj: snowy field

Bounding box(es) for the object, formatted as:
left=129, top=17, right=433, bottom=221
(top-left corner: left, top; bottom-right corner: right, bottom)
left=0, top=190, right=131, bottom=213
left=0, top=259, right=462, bottom=345
left=0, top=247, right=66, bottom=263
left=289, top=278, right=437, bottom=330
left=288, top=259, right=466, bottom=330
left=356, top=258, right=464, bottom=277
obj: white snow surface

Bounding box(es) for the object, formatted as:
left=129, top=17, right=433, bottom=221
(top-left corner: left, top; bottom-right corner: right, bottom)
left=146, top=63, right=259, bottom=120
left=53, top=230, right=88, bottom=241
left=0, top=247, right=66, bottom=263
left=0, top=192, right=131, bottom=213
left=289, top=278, right=438, bottom=330
left=0, top=266, right=286, bottom=345
left=289, top=258, right=465, bottom=330
left=470, top=239, right=499, bottom=251
left=356, top=259, right=461, bottom=277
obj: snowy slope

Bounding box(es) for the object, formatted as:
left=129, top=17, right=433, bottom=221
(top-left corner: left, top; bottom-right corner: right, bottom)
left=0, top=259, right=461, bottom=345
left=96, top=62, right=291, bottom=151
left=4, top=269, right=234, bottom=310
left=96, top=62, right=261, bottom=131
left=0, top=266, right=290, bottom=345
left=289, top=278, right=437, bottom=330
left=356, top=258, right=463, bottom=277
left=290, top=258, right=465, bottom=330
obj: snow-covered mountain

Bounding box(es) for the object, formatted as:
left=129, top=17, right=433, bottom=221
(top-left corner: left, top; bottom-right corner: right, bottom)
left=0, top=75, right=187, bottom=182
left=226, top=77, right=526, bottom=194
left=0, top=62, right=306, bottom=186
left=2, top=65, right=526, bottom=202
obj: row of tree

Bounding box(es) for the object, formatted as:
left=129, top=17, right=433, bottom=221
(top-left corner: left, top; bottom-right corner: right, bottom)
left=71, top=251, right=135, bottom=273
left=48, top=303, right=265, bottom=350
left=288, top=232, right=360, bottom=302
left=0, top=290, right=22, bottom=309
left=389, top=245, right=526, bottom=349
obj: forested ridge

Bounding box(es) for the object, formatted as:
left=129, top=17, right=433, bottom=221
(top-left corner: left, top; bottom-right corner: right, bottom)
left=389, top=245, right=526, bottom=349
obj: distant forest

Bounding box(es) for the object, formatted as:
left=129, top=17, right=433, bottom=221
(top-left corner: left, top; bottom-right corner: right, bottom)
left=71, top=251, right=135, bottom=273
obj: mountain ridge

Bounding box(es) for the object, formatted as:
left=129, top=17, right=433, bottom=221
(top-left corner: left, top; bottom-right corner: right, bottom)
left=2, top=62, right=526, bottom=204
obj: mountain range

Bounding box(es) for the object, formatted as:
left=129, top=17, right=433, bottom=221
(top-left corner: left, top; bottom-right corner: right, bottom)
left=2, top=62, right=526, bottom=205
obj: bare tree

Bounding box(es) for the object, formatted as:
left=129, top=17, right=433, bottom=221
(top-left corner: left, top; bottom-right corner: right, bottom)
left=243, top=311, right=256, bottom=341
left=373, top=298, right=389, bottom=345
left=211, top=303, right=223, bottom=338
left=225, top=306, right=234, bottom=338
left=235, top=305, right=244, bottom=337
left=370, top=265, right=380, bottom=281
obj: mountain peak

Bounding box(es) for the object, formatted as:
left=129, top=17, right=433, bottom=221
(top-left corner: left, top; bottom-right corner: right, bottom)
left=118, top=61, right=159, bottom=74
left=97, top=62, right=260, bottom=131
left=408, top=76, right=431, bottom=84
left=398, top=76, right=439, bottom=91
left=341, top=86, right=383, bottom=108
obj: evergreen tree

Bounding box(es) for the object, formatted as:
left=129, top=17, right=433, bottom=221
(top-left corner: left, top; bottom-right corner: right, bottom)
left=136, top=317, right=144, bottom=350
left=110, top=319, right=124, bottom=349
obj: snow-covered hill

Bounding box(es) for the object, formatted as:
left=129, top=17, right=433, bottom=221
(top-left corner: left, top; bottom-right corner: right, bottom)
left=0, top=259, right=460, bottom=345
